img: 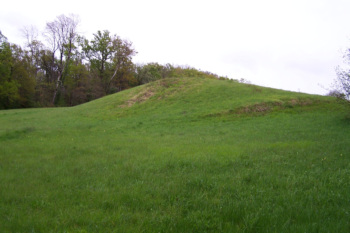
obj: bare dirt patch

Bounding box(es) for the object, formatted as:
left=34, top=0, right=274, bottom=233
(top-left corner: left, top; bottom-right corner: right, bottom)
left=288, top=99, right=313, bottom=106
left=236, top=99, right=316, bottom=115
left=234, top=102, right=282, bottom=115
left=120, top=88, right=155, bottom=108
left=206, top=98, right=318, bottom=118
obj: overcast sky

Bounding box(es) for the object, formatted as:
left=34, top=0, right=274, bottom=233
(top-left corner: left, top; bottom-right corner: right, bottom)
left=1, top=0, right=350, bottom=95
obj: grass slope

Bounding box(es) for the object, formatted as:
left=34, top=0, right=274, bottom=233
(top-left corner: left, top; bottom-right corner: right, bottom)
left=0, top=77, right=349, bottom=232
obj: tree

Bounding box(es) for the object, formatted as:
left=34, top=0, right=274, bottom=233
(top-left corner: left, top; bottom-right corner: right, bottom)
left=0, top=31, right=11, bottom=79
left=43, top=14, right=80, bottom=104
left=134, top=63, right=167, bottom=84
left=0, top=32, right=20, bottom=109
left=10, top=44, right=36, bottom=107
left=22, top=26, right=44, bottom=76
left=0, top=31, right=38, bottom=108
left=336, top=47, right=350, bottom=100
left=82, top=30, right=136, bottom=94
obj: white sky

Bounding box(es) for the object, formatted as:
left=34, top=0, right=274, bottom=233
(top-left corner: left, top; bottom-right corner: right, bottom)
left=1, top=0, right=350, bottom=95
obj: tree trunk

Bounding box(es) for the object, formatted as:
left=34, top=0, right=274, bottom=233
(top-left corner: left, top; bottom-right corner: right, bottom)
left=106, top=67, right=118, bottom=93
left=52, top=72, right=61, bottom=104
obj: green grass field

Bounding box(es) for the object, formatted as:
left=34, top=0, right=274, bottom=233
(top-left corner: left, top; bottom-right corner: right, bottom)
left=1, top=77, right=349, bottom=232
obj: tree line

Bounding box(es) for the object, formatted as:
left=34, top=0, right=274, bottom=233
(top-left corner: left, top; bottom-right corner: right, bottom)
left=0, top=14, right=225, bottom=110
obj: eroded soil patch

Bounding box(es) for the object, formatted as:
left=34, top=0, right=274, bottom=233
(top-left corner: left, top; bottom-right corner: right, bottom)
left=207, top=98, right=319, bottom=118
left=120, top=88, right=155, bottom=108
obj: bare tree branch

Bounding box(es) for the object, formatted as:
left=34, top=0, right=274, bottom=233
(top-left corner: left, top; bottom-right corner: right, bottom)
left=43, top=14, right=80, bottom=104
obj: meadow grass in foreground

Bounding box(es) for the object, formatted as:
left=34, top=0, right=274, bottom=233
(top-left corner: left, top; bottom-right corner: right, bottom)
left=0, top=77, right=349, bottom=232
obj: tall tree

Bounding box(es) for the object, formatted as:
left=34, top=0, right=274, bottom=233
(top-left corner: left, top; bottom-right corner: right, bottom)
left=44, top=14, right=80, bottom=104
left=22, top=26, right=43, bottom=75
left=336, top=47, right=350, bottom=100
left=0, top=32, right=20, bottom=109
left=82, top=30, right=136, bottom=94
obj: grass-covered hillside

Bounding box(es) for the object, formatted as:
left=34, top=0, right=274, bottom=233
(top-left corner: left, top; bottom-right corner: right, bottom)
left=1, top=77, right=349, bottom=232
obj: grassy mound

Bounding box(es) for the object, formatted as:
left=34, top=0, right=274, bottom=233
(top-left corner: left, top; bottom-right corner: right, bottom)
left=0, top=77, right=349, bottom=232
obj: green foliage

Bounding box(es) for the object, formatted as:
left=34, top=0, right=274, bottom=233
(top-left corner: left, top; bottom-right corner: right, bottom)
left=134, top=62, right=169, bottom=84
left=81, top=30, right=137, bottom=94
left=0, top=36, right=12, bottom=80
left=1, top=77, right=349, bottom=232
left=64, top=62, right=90, bottom=106
left=82, top=30, right=114, bottom=76
left=10, top=44, right=36, bottom=107
left=0, top=36, right=20, bottom=109
left=0, top=80, right=20, bottom=109
left=134, top=63, right=221, bottom=85
left=0, top=37, right=39, bottom=109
